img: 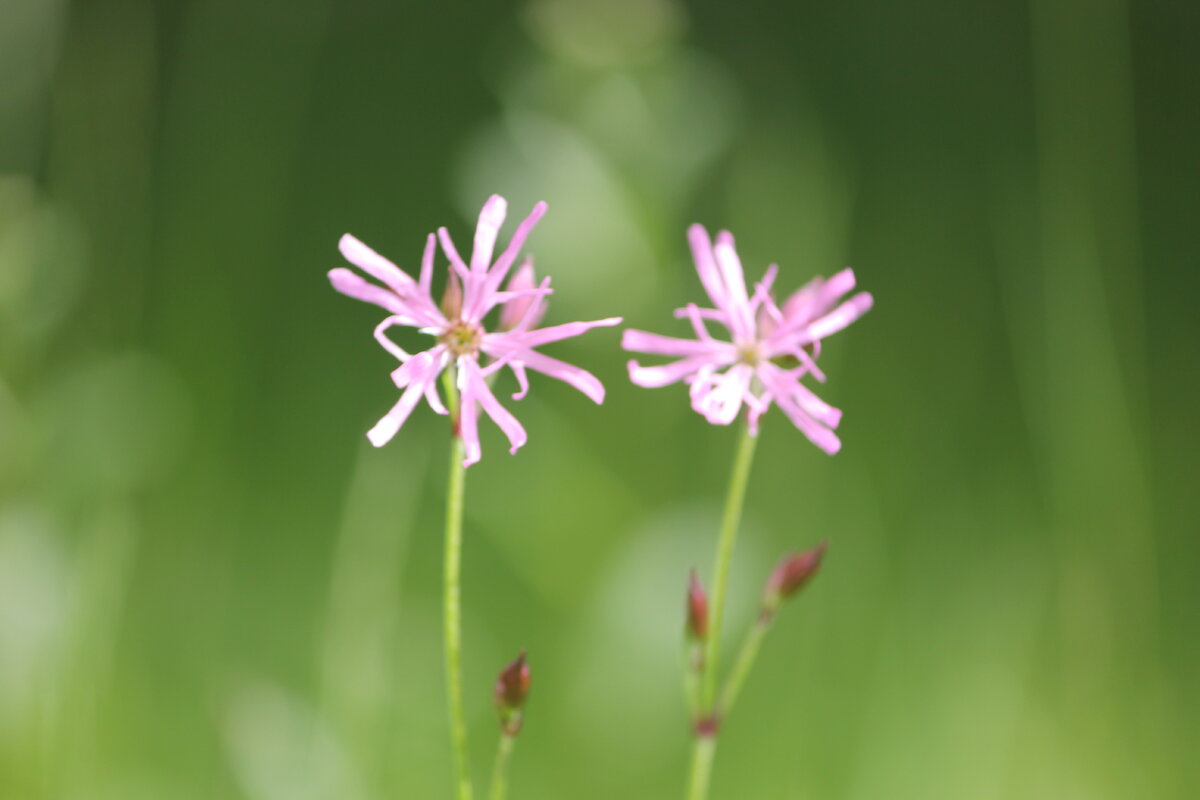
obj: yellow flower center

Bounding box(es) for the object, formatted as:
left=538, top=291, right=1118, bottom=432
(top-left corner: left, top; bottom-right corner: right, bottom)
left=440, top=320, right=482, bottom=357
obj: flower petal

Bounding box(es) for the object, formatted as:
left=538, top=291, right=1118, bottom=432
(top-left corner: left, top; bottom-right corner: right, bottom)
left=510, top=362, right=530, bottom=400
left=374, top=316, right=413, bottom=362
left=457, top=362, right=482, bottom=467
left=463, top=358, right=527, bottom=455
left=804, top=291, right=874, bottom=342
left=712, top=232, right=756, bottom=341
left=759, top=364, right=841, bottom=428
left=514, top=350, right=607, bottom=403
left=690, top=363, right=753, bottom=426
left=366, top=350, right=444, bottom=447
left=471, top=195, right=508, bottom=274
left=627, top=355, right=719, bottom=388
left=486, top=201, right=547, bottom=292
left=419, top=233, right=436, bottom=296
left=774, top=391, right=842, bottom=455
left=339, top=234, right=415, bottom=293
left=622, top=328, right=732, bottom=358
left=499, top=258, right=541, bottom=331
left=688, top=224, right=733, bottom=317
left=328, top=268, right=411, bottom=318
left=366, top=382, right=425, bottom=447
left=497, top=317, right=623, bottom=349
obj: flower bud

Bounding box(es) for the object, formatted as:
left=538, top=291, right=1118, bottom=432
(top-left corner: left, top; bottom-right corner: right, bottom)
left=440, top=272, right=463, bottom=319
left=686, top=570, right=709, bottom=641
left=763, top=541, right=827, bottom=613
left=494, top=650, right=531, bottom=735
left=499, top=258, right=544, bottom=331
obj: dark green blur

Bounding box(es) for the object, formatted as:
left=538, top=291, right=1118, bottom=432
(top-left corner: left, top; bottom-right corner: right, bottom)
left=1, top=0, right=1197, bottom=798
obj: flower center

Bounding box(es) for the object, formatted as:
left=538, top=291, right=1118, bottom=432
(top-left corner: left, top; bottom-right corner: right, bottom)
left=737, top=341, right=760, bottom=366
left=439, top=320, right=483, bottom=357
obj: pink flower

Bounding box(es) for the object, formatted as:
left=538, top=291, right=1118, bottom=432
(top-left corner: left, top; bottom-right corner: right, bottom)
left=622, top=224, right=872, bottom=453
left=329, top=195, right=622, bottom=466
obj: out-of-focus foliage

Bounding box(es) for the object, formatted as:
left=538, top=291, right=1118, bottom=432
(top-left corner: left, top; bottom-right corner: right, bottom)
left=1, top=0, right=1196, bottom=798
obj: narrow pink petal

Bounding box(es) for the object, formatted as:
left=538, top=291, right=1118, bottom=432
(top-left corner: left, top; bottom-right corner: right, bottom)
left=437, top=227, right=471, bottom=282
left=688, top=223, right=733, bottom=317
left=463, top=358, right=527, bottom=455
left=509, top=362, right=530, bottom=400
left=497, top=317, right=622, bottom=349
left=673, top=305, right=727, bottom=324
left=759, top=364, right=841, bottom=428
left=756, top=290, right=784, bottom=339
left=499, top=258, right=540, bottom=331
left=482, top=284, right=554, bottom=320
left=774, top=392, right=842, bottom=454
left=744, top=387, right=771, bottom=436
left=425, top=381, right=448, bottom=415
left=803, top=292, right=874, bottom=341
left=471, top=195, right=508, bottom=274
left=780, top=276, right=824, bottom=324
left=486, top=201, right=547, bottom=291
left=622, top=329, right=731, bottom=358
left=817, top=268, right=857, bottom=310
left=328, top=268, right=411, bottom=317
left=691, top=363, right=752, bottom=425
left=339, top=234, right=415, bottom=292
left=627, top=355, right=716, bottom=388
left=457, top=364, right=482, bottom=467
left=388, top=348, right=441, bottom=388
left=419, top=233, right=436, bottom=295
left=366, top=381, right=425, bottom=447
left=713, top=231, right=753, bottom=339
left=517, top=350, right=607, bottom=403
left=374, top=316, right=412, bottom=362
left=791, top=382, right=841, bottom=428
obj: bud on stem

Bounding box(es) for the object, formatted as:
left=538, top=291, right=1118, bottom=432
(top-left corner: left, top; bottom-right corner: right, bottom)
left=686, top=570, right=709, bottom=642
left=762, top=540, right=827, bottom=618
left=494, top=651, right=531, bottom=736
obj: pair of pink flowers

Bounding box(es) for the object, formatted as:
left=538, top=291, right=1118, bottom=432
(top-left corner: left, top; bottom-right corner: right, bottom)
left=329, top=196, right=873, bottom=463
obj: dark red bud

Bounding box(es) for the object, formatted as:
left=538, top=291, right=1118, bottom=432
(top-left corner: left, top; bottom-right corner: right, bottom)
left=765, top=541, right=828, bottom=605
left=686, top=570, right=709, bottom=641
left=495, top=650, right=531, bottom=711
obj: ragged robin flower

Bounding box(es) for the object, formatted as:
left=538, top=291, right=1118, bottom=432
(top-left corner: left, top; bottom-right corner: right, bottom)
left=329, top=195, right=622, bottom=465
left=622, top=224, right=872, bottom=452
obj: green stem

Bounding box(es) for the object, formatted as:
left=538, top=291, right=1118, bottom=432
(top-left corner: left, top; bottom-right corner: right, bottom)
left=685, top=736, right=717, bottom=800
left=717, top=613, right=772, bottom=719
left=443, top=368, right=474, bottom=800
left=701, top=422, right=759, bottom=710
left=686, top=421, right=758, bottom=800
left=684, top=641, right=703, bottom=720
left=488, top=733, right=516, bottom=800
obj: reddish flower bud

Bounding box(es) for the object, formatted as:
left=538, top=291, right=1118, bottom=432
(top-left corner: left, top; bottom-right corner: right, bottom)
left=686, top=570, right=709, bottom=641
left=440, top=272, right=463, bottom=319
left=763, top=541, right=828, bottom=611
left=494, top=651, right=531, bottom=735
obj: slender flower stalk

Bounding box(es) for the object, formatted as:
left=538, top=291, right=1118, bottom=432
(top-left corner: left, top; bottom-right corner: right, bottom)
left=686, top=421, right=758, bottom=800
left=489, top=733, right=515, bottom=800
left=699, top=423, right=759, bottom=712
left=443, top=368, right=473, bottom=800
left=719, top=542, right=826, bottom=718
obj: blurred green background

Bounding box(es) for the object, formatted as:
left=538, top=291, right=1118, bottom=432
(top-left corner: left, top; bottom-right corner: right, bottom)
left=2, top=0, right=1197, bottom=798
